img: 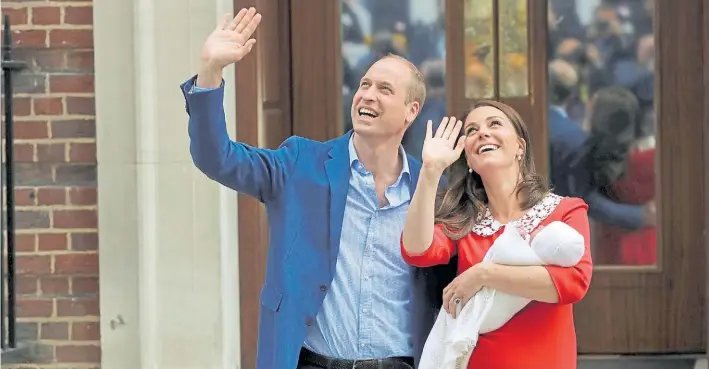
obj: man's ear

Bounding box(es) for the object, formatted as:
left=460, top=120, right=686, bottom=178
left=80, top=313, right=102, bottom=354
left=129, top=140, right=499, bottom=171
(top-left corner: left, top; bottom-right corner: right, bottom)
left=405, top=101, right=421, bottom=127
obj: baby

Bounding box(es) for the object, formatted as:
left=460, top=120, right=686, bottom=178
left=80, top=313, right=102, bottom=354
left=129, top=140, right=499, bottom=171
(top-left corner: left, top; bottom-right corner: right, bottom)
left=418, top=221, right=586, bottom=369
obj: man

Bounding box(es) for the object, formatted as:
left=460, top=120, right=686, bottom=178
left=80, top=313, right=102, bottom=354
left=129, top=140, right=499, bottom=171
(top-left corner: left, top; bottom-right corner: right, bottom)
left=180, top=8, right=454, bottom=369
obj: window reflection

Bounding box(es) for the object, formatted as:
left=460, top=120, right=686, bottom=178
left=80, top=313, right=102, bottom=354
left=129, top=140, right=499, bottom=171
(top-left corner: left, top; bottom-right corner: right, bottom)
left=463, top=0, right=495, bottom=99
left=498, top=0, right=529, bottom=97
left=546, top=0, right=657, bottom=266
left=340, top=0, right=447, bottom=161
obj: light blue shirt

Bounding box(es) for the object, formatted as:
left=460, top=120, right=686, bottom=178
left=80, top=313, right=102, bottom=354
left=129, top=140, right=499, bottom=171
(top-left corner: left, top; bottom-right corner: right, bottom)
left=304, top=136, right=416, bottom=360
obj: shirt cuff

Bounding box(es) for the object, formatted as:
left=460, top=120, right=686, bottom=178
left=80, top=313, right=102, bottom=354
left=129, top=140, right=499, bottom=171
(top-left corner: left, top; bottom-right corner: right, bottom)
left=189, top=80, right=223, bottom=94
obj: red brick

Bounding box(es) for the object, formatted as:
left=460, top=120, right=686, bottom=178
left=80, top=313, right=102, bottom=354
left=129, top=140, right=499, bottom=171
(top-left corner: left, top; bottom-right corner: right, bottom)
left=32, top=6, right=61, bottom=26
left=69, top=142, right=96, bottom=163
left=40, top=276, right=70, bottom=294
left=33, top=49, right=67, bottom=70
left=55, top=163, right=97, bottom=185
left=14, top=121, right=50, bottom=139
left=16, top=254, right=51, bottom=274
left=14, top=187, right=37, bottom=206
left=12, top=29, right=47, bottom=47
left=13, top=142, right=35, bottom=162
left=66, top=50, right=94, bottom=70
left=38, top=232, right=69, bottom=251
left=37, top=187, right=67, bottom=205
left=72, top=276, right=99, bottom=295
left=9, top=96, right=32, bottom=116
left=71, top=232, right=98, bottom=251
left=36, top=142, right=66, bottom=163
left=16, top=209, right=51, bottom=229
left=49, top=74, right=94, bottom=93
left=53, top=209, right=97, bottom=229
left=16, top=275, right=38, bottom=295
left=55, top=344, right=101, bottom=363
left=16, top=233, right=37, bottom=252
left=64, top=6, right=93, bottom=25
left=33, top=96, right=64, bottom=115
left=54, top=252, right=98, bottom=274
left=69, top=187, right=96, bottom=205
left=17, top=298, right=54, bottom=317
left=41, top=322, right=70, bottom=340
left=3, top=7, right=29, bottom=25
left=51, top=119, right=95, bottom=138
left=57, top=297, right=99, bottom=316
left=49, top=29, right=93, bottom=48
left=72, top=322, right=100, bottom=340
left=66, top=96, right=94, bottom=115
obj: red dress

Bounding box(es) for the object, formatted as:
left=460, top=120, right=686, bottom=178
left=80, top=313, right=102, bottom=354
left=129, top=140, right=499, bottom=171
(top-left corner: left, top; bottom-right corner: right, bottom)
left=596, top=147, right=656, bottom=265
left=401, top=195, right=593, bottom=369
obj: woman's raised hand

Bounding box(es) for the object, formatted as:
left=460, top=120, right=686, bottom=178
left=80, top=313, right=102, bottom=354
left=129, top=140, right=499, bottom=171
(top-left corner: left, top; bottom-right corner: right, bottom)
left=421, top=116, right=466, bottom=173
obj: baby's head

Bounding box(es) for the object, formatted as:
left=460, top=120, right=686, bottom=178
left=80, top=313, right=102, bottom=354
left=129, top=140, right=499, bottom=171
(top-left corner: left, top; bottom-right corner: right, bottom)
left=530, top=221, right=585, bottom=267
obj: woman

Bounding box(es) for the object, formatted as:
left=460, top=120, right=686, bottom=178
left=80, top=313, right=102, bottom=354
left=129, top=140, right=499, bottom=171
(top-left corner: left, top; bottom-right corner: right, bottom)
left=401, top=101, right=592, bottom=369
left=585, top=86, right=656, bottom=265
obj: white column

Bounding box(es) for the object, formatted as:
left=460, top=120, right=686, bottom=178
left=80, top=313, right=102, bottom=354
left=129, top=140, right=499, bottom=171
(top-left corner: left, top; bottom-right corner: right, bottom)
left=93, top=0, right=240, bottom=368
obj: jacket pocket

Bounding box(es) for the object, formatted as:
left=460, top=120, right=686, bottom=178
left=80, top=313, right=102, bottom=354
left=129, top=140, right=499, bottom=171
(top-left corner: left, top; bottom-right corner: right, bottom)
left=260, top=284, right=283, bottom=312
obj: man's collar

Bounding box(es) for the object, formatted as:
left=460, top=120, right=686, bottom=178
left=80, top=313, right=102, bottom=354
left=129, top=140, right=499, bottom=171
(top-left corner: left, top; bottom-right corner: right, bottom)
left=348, top=134, right=410, bottom=176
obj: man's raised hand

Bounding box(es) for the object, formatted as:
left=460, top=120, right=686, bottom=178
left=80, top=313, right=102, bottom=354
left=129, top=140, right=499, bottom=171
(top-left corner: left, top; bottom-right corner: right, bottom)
left=197, top=8, right=262, bottom=88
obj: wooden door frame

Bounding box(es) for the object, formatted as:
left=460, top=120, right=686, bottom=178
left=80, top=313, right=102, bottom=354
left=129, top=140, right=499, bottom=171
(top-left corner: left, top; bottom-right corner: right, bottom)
left=233, top=0, right=294, bottom=368
left=444, top=0, right=549, bottom=179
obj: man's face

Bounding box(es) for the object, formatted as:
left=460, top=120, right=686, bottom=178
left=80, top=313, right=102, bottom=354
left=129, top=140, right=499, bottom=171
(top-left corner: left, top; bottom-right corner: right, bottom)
left=350, top=58, right=419, bottom=138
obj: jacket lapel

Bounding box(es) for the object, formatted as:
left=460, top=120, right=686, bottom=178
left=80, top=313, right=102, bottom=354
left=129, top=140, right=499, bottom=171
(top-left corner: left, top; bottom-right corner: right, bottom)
left=324, top=133, right=352, bottom=276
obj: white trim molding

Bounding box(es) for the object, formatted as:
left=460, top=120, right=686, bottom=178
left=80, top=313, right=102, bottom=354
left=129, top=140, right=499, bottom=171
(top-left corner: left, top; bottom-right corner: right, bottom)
left=94, top=0, right=239, bottom=368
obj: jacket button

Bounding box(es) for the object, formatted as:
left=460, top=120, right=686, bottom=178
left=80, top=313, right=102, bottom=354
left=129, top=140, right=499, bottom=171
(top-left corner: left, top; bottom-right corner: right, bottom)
left=320, top=285, right=328, bottom=292
left=305, top=317, right=313, bottom=326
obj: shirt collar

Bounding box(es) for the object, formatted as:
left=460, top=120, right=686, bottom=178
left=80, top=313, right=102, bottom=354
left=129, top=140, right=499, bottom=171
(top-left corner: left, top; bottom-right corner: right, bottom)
left=348, top=135, right=410, bottom=178
left=551, top=105, right=568, bottom=119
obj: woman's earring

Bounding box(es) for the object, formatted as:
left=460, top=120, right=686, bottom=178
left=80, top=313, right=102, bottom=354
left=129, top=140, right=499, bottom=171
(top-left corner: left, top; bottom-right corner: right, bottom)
left=468, top=168, right=473, bottom=173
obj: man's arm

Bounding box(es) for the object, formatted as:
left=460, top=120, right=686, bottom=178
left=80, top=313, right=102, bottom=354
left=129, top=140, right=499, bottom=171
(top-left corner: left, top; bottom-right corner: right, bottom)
left=584, top=189, right=646, bottom=230
left=181, top=76, right=300, bottom=202
left=182, top=9, right=300, bottom=202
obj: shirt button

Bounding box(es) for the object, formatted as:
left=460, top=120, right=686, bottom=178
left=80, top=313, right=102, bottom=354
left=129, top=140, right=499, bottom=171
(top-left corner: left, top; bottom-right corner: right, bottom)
left=320, top=285, right=328, bottom=292
left=305, top=317, right=313, bottom=326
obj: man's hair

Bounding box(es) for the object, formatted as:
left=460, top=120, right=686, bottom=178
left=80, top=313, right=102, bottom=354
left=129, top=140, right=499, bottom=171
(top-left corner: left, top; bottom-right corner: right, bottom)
left=379, top=53, right=427, bottom=106
left=548, top=58, right=578, bottom=106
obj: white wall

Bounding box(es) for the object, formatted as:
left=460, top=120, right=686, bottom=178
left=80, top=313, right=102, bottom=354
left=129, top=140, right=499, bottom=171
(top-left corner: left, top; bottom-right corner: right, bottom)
left=93, top=0, right=240, bottom=368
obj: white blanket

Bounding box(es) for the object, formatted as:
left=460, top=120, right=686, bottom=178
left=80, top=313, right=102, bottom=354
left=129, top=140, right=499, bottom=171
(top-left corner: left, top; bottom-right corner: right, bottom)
left=418, top=221, right=585, bottom=369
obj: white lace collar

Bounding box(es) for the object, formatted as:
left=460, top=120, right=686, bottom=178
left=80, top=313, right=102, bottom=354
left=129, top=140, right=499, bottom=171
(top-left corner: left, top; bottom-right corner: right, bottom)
left=471, top=193, right=562, bottom=237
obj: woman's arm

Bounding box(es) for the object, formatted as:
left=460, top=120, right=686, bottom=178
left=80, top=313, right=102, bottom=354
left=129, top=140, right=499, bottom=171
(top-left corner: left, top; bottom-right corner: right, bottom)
left=401, top=166, right=444, bottom=255
left=479, top=264, right=560, bottom=303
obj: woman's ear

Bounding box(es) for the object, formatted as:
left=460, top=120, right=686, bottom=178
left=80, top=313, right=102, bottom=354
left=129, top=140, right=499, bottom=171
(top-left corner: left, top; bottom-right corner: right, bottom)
left=517, top=137, right=527, bottom=157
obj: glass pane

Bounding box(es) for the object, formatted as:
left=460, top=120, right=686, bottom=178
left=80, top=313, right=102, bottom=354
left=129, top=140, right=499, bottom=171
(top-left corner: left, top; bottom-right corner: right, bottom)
left=547, top=0, right=657, bottom=266
left=340, top=0, right=447, bottom=162
left=463, top=0, right=495, bottom=99
left=498, top=0, right=529, bottom=97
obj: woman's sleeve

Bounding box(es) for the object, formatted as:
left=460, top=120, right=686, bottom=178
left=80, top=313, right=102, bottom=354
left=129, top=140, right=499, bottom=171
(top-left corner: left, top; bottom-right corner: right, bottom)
left=544, top=198, right=594, bottom=305
left=400, top=224, right=456, bottom=267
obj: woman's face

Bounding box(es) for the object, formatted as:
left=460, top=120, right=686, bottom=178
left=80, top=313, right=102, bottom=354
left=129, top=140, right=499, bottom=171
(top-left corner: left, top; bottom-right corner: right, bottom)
left=462, top=106, right=525, bottom=174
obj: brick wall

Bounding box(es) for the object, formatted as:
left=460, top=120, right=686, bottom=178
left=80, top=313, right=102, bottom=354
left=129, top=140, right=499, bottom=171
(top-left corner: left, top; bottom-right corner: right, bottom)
left=2, top=0, right=99, bottom=367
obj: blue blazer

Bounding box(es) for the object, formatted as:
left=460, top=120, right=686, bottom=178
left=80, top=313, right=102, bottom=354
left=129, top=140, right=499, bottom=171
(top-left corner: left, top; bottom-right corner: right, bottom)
left=180, top=76, right=456, bottom=369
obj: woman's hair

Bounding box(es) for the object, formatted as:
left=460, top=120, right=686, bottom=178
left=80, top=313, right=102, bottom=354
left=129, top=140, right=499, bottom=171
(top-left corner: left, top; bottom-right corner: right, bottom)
left=584, top=86, right=640, bottom=189
left=434, top=100, right=549, bottom=240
